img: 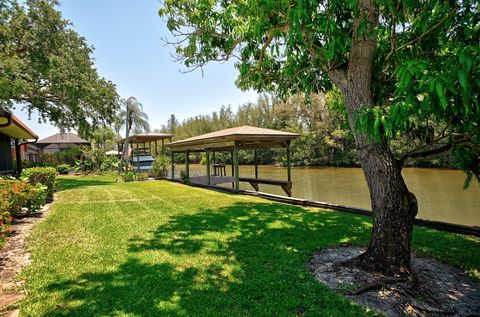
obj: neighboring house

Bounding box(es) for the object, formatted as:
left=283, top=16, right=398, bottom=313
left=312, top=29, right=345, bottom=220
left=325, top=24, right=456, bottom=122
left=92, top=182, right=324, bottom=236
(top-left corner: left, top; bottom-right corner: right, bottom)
left=35, top=132, right=90, bottom=154
left=11, top=143, right=41, bottom=162
left=0, top=109, right=38, bottom=174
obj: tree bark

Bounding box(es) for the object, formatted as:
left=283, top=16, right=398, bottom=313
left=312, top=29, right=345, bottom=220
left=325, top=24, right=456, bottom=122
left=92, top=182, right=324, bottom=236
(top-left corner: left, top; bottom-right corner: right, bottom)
left=329, top=0, right=418, bottom=275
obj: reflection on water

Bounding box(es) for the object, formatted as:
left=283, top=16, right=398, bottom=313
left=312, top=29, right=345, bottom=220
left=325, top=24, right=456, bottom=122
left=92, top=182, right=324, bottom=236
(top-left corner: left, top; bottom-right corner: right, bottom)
left=174, top=164, right=480, bottom=227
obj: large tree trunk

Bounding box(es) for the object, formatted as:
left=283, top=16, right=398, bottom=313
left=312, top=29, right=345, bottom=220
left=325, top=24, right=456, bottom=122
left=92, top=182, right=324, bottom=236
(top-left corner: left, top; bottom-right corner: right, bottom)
left=329, top=0, right=418, bottom=275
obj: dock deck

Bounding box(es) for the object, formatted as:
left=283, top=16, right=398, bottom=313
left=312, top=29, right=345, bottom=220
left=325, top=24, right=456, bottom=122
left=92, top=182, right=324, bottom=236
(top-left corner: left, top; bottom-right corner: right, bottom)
left=188, top=175, right=234, bottom=186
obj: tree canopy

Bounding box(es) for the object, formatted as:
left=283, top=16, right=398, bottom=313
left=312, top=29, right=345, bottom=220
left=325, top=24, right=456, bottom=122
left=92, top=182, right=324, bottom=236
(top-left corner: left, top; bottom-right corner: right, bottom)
left=0, top=0, right=120, bottom=134
left=160, top=0, right=479, bottom=274
left=160, top=0, right=479, bottom=185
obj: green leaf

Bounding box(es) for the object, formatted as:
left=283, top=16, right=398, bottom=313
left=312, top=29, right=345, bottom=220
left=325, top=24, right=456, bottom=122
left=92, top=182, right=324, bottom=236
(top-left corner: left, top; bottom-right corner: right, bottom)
left=457, top=69, right=468, bottom=89
left=435, top=81, right=448, bottom=110
left=373, top=118, right=381, bottom=141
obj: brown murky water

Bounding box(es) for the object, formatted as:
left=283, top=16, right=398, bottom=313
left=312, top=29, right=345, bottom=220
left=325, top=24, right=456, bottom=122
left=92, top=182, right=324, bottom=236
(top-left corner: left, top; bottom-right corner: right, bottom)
left=175, top=164, right=480, bottom=227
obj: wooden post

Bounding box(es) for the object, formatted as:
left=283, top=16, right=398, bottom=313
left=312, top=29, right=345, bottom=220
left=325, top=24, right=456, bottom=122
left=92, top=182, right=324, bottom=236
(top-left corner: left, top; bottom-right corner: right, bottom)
left=286, top=141, right=292, bottom=182
left=162, top=139, right=165, bottom=154
left=231, top=150, right=234, bottom=188
left=233, top=142, right=239, bottom=192
left=212, top=151, right=216, bottom=175
left=185, top=151, right=190, bottom=179
left=14, top=139, right=22, bottom=175
left=171, top=151, right=175, bottom=180
left=136, top=143, right=140, bottom=171
left=206, top=150, right=211, bottom=185
left=155, top=140, right=158, bottom=157
left=254, top=149, right=258, bottom=179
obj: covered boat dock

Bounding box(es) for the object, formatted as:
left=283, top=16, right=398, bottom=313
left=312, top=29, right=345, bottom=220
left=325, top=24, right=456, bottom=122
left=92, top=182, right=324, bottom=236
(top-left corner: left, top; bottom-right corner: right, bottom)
left=116, top=133, right=174, bottom=158
left=167, top=126, right=300, bottom=196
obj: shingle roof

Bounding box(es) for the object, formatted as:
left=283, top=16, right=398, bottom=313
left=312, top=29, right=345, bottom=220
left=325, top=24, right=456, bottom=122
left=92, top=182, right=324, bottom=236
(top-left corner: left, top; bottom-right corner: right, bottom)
left=36, top=133, right=90, bottom=144
left=168, top=125, right=300, bottom=152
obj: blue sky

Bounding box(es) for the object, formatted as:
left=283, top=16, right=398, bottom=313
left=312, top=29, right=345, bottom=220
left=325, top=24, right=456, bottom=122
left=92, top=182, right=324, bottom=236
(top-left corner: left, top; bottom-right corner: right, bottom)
left=15, top=0, right=257, bottom=139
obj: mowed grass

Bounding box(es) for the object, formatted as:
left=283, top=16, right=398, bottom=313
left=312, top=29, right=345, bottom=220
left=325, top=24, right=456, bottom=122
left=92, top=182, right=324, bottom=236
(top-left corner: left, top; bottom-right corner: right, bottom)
left=20, top=174, right=479, bottom=316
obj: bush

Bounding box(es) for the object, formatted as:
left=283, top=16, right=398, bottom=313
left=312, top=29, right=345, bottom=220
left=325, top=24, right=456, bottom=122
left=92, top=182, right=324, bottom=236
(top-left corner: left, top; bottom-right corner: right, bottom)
left=121, top=171, right=135, bottom=182
left=135, top=172, right=149, bottom=181
left=0, top=178, right=47, bottom=243
left=21, top=167, right=57, bottom=197
left=0, top=179, right=47, bottom=217
left=74, top=147, right=117, bottom=173
left=0, top=201, right=13, bottom=239
left=180, top=169, right=191, bottom=184
left=100, top=155, right=119, bottom=171
left=151, top=155, right=170, bottom=180
left=57, top=164, right=70, bottom=174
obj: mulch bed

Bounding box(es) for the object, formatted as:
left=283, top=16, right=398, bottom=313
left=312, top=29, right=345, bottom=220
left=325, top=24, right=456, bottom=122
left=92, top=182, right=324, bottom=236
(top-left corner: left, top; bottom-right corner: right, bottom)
left=309, top=246, right=480, bottom=316
left=0, top=200, right=53, bottom=315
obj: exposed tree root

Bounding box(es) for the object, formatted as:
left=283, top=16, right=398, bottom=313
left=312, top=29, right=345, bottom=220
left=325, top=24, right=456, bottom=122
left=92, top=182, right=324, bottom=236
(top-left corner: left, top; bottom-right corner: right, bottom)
left=349, top=276, right=407, bottom=295
left=309, top=246, right=480, bottom=317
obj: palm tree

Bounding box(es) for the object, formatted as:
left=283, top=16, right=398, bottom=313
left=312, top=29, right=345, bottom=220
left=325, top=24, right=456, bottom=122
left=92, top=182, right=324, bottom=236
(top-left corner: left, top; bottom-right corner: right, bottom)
left=115, top=98, right=150, bottom=134
left=116, top=97, right=150, bottom=176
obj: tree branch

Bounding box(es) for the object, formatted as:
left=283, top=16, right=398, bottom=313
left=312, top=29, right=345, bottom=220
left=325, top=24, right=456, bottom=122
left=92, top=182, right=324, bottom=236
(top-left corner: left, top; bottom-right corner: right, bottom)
left=382, top=8, right=456, bottom=73
left=399, top=136, right=471, bottom=165
left=256, top=24, right=289, bottom=71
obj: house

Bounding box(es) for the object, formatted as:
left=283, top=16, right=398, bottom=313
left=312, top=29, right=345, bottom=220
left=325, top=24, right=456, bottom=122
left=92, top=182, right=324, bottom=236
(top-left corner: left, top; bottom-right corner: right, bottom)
left=35, top=132, right=90, bottom=154
left=0, top=109, right=38, bottom=174
left=11, top=143, right=42, bottom=162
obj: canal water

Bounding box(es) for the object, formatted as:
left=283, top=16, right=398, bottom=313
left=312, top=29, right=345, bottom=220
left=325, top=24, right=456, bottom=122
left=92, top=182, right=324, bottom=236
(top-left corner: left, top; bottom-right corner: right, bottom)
left=176, top=164, right=480, bottom=227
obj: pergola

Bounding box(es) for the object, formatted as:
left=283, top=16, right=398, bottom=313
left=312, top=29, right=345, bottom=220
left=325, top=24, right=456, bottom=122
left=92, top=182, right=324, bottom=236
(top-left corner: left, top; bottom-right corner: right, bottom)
left=116, top=133, right=174, bottom=158
left=167, top=125, right=300, bottom=196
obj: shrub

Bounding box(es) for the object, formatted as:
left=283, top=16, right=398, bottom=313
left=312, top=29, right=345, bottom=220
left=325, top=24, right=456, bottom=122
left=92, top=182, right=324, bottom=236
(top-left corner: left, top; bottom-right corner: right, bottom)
left=0, top=179, right=47, bottom=217
left=121, top=171, right=135, bottom=182
left=180, top=169, right=191, bottom=184
left=0, top=178, right=47, bottom=242
left=57, top=164, right=70, bottom=174
left=21, top=167, right=57, bottom=197
left=74, top=147, right=116, bottom=173
left=0, top=201, right=13, bottom=239
left=135, top=172, right=149, bottom=181
left=100, top=155, right=119, bottom=171
left=151, top=155, right=170, bottom=180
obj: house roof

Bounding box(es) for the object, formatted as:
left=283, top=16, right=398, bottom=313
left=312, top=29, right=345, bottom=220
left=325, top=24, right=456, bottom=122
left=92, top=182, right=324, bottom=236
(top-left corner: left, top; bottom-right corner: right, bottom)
left=36, top=132, right=90, bottom=145
left=0, top=109, right=38, bottom=140
left=167, top=125, right=300, bottom=152
left=116, top=133, right=174, bottom=144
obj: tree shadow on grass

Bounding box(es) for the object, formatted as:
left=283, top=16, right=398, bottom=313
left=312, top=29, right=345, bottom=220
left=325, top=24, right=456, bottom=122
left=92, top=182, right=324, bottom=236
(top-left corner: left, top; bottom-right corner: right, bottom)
left=38, top=202, right=380, bottom=316
left=57, top=177, right=114, bottom=191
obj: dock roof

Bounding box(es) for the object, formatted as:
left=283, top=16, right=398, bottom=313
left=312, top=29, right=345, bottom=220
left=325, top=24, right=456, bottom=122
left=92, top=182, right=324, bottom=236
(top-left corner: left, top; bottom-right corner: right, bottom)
left=116, top=133, right=174, bottom=144
left=167, top=125, right=300, bottom=152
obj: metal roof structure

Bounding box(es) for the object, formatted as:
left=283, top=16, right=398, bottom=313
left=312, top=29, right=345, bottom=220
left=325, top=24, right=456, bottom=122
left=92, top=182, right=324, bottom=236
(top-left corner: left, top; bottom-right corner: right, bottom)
left=116, top=133, right=174, bottom=144
left=167, top=125, right=299, bottom=152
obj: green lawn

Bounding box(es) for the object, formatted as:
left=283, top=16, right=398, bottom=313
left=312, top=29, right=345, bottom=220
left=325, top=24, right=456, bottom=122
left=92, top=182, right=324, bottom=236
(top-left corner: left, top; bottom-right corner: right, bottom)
left=20, top=174, right=479, bottom=316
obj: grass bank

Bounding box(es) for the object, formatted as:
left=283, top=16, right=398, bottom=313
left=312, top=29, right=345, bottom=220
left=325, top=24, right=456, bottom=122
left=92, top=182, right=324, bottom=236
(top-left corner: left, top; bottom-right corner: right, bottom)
left=20, top=174, right=479, bottom=316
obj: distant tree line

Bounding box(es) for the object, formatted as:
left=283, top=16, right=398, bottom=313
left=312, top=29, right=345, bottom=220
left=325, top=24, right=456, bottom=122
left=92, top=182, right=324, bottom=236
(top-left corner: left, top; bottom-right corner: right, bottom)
left=157, top=91, right=455, bottom=168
